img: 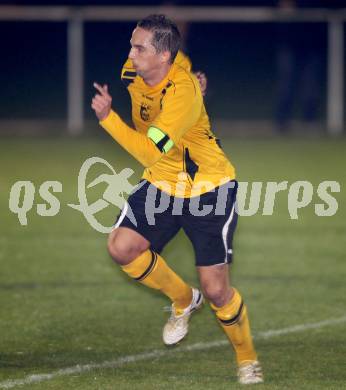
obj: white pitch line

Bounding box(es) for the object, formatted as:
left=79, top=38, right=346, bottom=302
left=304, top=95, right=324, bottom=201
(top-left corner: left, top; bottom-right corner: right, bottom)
left=1, top=315, right=345, bottom=389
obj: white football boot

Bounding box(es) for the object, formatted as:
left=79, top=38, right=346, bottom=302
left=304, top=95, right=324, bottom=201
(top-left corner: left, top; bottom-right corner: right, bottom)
left=163, top=288, right=203, bottom=345
left=238, top=360, right=264, bottom=385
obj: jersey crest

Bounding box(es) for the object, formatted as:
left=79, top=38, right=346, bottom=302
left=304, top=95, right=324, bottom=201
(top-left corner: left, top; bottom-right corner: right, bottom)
left=140, top=102, right=151, bottom=121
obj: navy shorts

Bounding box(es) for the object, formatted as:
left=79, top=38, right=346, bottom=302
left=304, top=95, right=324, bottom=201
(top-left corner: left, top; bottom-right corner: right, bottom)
left=113, top=180, right=238, bottom=267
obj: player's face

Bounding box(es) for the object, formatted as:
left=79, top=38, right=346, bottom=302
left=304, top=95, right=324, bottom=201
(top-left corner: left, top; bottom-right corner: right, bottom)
left=129, top=27, right=165, bottom=78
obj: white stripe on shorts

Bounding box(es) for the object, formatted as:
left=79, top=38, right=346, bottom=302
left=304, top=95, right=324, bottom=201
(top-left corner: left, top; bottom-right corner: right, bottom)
left=112, top=202, right=129, bottom=231
left=221, top=203, right=235, bottom=263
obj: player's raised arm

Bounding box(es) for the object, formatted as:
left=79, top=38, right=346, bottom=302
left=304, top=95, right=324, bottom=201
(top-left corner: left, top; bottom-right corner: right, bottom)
left=92, top=83, right=168, bottom=168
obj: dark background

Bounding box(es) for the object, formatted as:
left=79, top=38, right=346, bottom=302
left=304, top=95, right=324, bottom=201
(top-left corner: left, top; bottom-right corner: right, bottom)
left=0, top=0, right=344, bottom=124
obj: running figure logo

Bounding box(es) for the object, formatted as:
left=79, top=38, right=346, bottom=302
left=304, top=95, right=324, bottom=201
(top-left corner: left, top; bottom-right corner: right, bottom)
left=68, top=157, right=140, bottom=233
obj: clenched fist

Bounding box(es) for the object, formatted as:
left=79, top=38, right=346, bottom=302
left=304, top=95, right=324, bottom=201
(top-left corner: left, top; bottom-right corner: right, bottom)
left=92, top=82, right=112, bottom=121
left=195, top=71, right=207, bottom=97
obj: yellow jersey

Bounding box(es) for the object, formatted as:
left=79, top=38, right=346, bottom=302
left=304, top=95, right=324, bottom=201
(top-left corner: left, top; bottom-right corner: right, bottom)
left=101, top=51, right=235, bottom=198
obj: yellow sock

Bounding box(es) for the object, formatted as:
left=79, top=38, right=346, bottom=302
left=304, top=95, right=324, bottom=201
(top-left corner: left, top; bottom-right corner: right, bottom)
left=121, top=249, right=192, bottom=312
left=211, top=288, right=257, bottom=365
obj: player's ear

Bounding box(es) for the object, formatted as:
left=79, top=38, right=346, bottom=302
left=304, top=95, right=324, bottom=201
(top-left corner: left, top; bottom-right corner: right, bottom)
left=160, top=50, right=171, bottom=64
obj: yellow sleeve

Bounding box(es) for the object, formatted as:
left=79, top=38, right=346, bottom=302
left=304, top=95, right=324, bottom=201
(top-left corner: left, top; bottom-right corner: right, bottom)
left=151, top=78, right=202, bottom=145
left=99, top=110, right=162, bottom=168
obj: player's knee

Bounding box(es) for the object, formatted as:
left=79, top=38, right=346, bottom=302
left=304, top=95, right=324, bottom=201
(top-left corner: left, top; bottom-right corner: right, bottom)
left=107, top=230, right=146, bottom=265
left=107, top=236, right=126, bottom=264
left=201, top=282, right=228, bottom=307
left=107, top=237, right=137, bottom=265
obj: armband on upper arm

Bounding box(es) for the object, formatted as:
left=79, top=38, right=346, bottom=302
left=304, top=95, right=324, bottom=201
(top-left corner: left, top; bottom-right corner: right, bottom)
left=147, top=126, right=174, bottom=153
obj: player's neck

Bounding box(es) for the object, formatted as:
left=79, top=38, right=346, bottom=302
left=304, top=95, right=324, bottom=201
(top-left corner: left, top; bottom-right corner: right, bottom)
left=143, top=63, right=172, bottom=87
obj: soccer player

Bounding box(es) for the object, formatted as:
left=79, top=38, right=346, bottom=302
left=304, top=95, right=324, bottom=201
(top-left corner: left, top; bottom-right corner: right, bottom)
left=91, top=14, right=263, bottom=385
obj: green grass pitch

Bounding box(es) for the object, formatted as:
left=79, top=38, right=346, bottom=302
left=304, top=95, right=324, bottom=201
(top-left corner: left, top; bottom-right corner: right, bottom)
left=0, top=135, right=345, bottom=389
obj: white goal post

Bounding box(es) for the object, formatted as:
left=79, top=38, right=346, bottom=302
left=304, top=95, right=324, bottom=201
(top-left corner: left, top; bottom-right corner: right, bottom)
left=0, top=6, right=345, bottom=135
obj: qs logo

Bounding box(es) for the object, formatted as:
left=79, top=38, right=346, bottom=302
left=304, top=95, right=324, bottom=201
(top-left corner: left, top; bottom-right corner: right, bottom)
left=8, top=157, right=142, bottom=233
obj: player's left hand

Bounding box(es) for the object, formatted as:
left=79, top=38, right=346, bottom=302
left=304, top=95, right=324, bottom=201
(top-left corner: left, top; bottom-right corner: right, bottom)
left=92, top=82, right=112, bottom=121
left=195, top=71, right=207, bottom=96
